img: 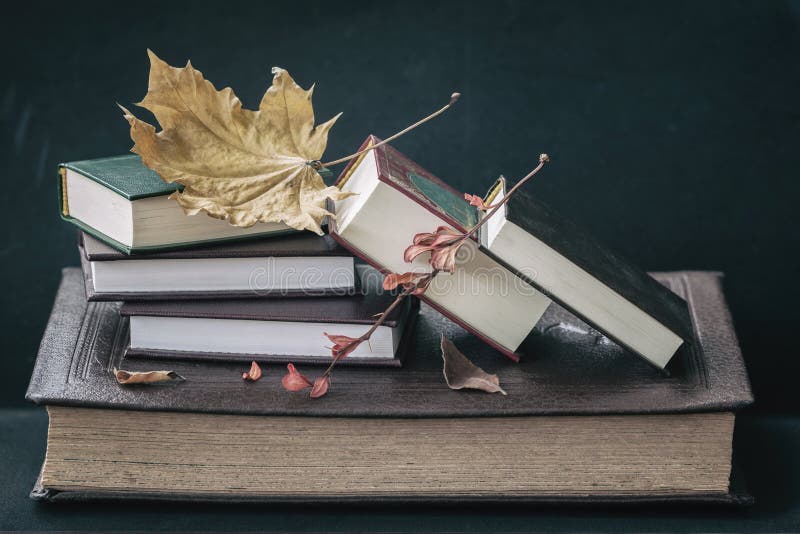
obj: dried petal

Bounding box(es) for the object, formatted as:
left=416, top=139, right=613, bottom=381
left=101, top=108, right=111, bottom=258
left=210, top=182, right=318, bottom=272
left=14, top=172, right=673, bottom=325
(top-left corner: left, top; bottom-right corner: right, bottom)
left=403, top=226, right=464, bottom=266
left=310, top=375, right=330, bottom=398
left=113, top=368, right=184, bottom=385
left=242, top=361, right=262, bottom=382
left=383, top=272, right=425, bottom=290
left=282, top=363, right=313, bottom=391
left=440, top=336, right=507, bottom=395
left=411, top=226, right=461, bottom=246
left=403, top=243, right=437, bottom=263
left=464, top=193, right=491, bottom=210
left=410, top=275, right=434, bottom=295
left=429, top=242, right=464, bottom=273
left=383, top=271, right=433, bottom=295
left=324, top=332, right=363, bottom=359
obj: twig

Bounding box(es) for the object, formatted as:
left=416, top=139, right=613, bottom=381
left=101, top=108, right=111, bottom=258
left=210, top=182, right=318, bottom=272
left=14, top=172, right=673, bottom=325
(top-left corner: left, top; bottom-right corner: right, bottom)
left=311, top=94, right=460, bottom=170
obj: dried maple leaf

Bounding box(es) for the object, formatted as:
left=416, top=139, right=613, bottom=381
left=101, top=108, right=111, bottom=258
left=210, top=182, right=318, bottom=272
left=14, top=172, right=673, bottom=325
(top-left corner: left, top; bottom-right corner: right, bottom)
left=113, top=368, right=184, bottom=385
left=242, top=361, right=262, bottom=381
left=120, top=50, right=354, bottom=235
left=440, top=336, right=507, bottom=395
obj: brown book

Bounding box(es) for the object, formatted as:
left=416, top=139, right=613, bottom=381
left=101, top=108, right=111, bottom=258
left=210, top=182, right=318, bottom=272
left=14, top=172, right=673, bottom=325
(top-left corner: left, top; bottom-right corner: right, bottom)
left=26, top=268, right=752, bottom=504
left=79, top=231, right=356, bottom=301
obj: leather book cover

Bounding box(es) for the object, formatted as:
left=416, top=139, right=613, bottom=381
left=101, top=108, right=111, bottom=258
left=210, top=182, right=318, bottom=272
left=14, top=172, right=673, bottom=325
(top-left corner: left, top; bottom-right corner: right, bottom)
left=27, top=268, right=752, bottom=418
left=79, top=232, right=356, bottom=301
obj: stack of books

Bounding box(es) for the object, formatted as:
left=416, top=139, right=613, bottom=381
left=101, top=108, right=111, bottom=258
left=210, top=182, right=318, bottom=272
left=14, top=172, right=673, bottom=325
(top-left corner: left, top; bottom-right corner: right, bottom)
left=58, top=154, right=416, bottom=366
left=27, top=139, right=753, bottom=504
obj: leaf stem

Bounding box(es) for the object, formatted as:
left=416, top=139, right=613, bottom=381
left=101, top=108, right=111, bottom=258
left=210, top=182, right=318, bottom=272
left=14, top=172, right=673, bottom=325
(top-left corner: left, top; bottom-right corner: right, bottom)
left=459, top=154, right=550, bottom=243
left=311, top=154, right=549, bottom=392
left=315, top=93, right=460, bottom=169
left=321, top=271, right=436, bottom=378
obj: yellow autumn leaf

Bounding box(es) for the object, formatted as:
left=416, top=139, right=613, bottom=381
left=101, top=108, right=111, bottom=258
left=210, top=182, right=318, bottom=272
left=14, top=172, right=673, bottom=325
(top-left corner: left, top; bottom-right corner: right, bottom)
left=120, top=50, right=354, bottom=235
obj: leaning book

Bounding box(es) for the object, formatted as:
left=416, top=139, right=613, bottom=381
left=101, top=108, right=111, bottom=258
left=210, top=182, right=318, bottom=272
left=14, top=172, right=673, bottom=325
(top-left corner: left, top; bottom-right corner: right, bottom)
left=329, top=137, right=693, bottom=370
left=27, top=268, right=753, bottom=504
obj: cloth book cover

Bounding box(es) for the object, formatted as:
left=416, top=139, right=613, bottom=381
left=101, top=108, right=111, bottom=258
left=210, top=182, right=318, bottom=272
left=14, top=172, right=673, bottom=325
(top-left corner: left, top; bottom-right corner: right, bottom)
left=328, top=137, right=693, bottom=371
left=79, top=231, right=356, bottom=301
left=26, top=268, right=752, bottom=504
left=59, top=155, right=332, bottom=254
left=119, top=263, right=416, bottom=367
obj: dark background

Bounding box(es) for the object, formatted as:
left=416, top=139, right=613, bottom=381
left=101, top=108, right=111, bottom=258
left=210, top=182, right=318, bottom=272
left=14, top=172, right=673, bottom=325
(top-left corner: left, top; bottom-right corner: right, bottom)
left=1, top=0, right=799, bottom=531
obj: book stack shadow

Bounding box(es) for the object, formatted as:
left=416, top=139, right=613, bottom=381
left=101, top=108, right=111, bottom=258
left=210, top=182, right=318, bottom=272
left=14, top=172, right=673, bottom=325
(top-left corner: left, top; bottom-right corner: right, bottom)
left=27, top=144, right=753, bottom=505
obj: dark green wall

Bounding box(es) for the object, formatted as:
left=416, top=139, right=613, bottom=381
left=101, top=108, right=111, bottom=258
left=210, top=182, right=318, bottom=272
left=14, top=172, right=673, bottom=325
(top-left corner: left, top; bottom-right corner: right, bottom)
left=1, top=0, right=798, bottom=410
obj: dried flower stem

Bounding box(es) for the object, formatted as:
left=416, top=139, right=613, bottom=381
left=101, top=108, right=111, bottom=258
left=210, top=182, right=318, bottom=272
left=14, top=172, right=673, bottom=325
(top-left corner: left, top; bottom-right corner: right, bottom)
left=460, top=153, right=550, bottom=244
left=315, top=93, right=460, bottom=169
left=292, top=154, right=549, bottom=397
left=321, top=272, right=437, bottom=378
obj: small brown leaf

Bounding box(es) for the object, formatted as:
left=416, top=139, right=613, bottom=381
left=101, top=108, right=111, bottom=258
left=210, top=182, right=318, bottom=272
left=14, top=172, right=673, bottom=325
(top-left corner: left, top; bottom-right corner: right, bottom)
left=323, top=332, right=363, bottom=359
left=310, top=375, right=330, bottom=398
left=282, top=363, right=313, bottom=391
left=464, top=193, right=492, bottom=210
left=440, top=336, right=507, bottom=395
left=382, top=271, right=432, bottom=294
left=242, top=361, right=262, bottom=381
left=113, top=368, right=184, bottom=385
left=403, top=226, right=465, bottom=273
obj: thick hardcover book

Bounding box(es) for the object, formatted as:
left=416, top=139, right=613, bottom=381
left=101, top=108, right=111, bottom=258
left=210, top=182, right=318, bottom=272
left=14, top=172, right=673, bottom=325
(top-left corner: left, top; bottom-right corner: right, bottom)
left=26, top=268, right=752, bottom=504
left=59, top=155, right=307, bottom=254
left=327, top=137, right=691, bottom=371
left=119, top=266, right=415, bottom=366
left=79, top=232, right=356, bottom=301
left=328, top=137, right=552, bottom=363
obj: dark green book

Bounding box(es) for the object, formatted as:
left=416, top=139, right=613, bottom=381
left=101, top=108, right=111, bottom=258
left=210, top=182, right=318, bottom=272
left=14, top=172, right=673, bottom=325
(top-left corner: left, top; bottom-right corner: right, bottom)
left=59, top=155, right=297, bottom=254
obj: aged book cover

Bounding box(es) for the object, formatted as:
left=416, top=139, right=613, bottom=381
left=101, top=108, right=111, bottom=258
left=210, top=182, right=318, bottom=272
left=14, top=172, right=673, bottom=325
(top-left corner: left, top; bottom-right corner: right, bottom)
left=26, top=268, right=752, bottom=504
left=79, top=232, right=356, bottom=301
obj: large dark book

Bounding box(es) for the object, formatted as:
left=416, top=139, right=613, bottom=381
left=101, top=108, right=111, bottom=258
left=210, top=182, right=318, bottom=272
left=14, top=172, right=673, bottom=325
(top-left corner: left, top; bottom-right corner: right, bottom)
left=26, top=268, right=753, bottom=504
left=79, top=232, right=356, bottom=301
left=59, top=155, right=299, bottom=254
left=120, top=265, right=415, bottom=366
left=329, top=137, right=692, bottom=370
